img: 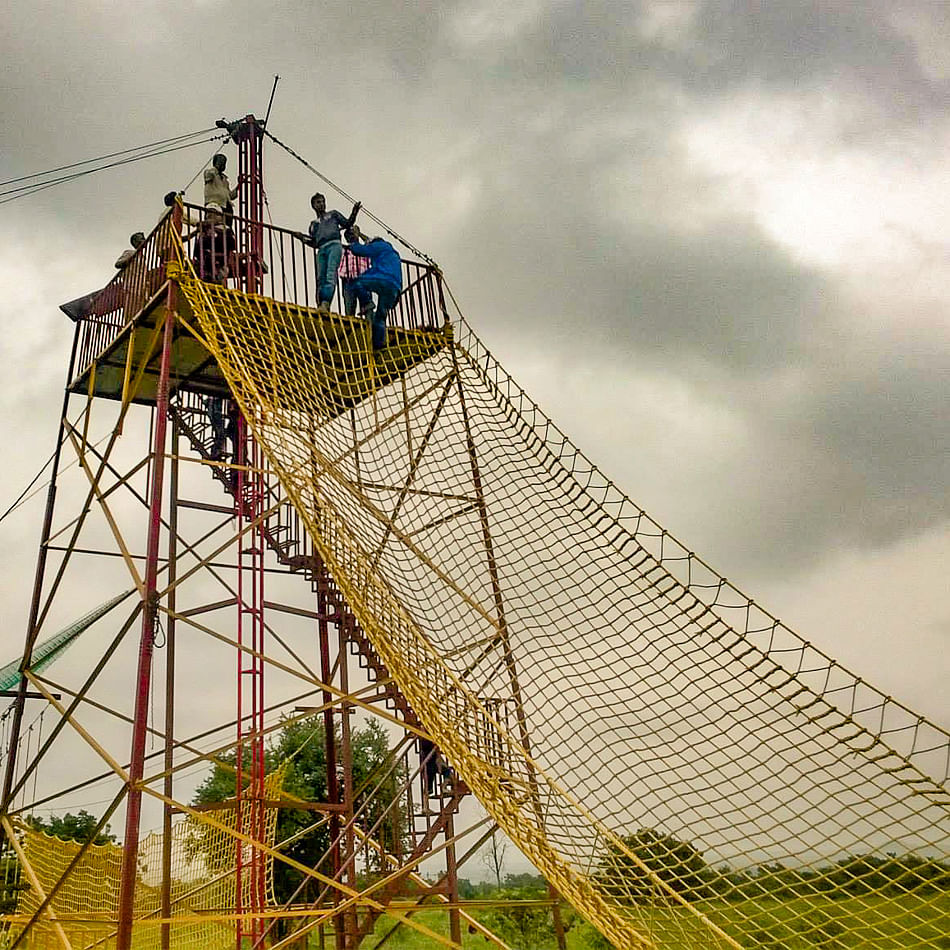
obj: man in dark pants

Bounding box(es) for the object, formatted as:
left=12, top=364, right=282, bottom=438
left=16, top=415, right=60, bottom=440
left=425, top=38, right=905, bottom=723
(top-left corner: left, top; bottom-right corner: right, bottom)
left=344, top=229, right=402, bottom=350
left=192, top=211, right=236, bottom=285
left=298, top=194, right=361, bottom=314
left=339, top=225, right=371, bottom=316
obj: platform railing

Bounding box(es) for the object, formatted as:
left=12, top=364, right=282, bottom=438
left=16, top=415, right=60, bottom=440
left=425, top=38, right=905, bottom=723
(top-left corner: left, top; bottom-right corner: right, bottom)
left=180, top=202, right=444, bottom=332
left=73, top=212, right=180, bottom=376
left=72, top=203, right=446, bottom=385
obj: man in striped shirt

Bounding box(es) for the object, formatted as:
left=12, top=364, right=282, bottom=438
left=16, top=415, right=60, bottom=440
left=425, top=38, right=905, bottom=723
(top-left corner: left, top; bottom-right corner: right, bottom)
left=339, top=225, right=371, bottom=316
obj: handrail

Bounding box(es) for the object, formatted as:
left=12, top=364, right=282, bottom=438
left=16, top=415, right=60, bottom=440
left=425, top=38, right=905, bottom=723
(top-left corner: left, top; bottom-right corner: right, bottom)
left=71, top=203, right=445, bottom=386
left=73, top=212, right=180, bottom=377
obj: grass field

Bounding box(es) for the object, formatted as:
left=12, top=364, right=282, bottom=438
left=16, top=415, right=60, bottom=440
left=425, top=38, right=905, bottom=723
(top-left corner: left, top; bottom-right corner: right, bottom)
left=342, top=893, right=950, bottom=949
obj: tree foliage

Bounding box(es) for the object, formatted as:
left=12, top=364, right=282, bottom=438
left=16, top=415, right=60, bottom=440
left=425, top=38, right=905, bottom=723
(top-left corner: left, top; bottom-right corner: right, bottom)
left=600, top=828, right=712, bottom=904
left=596, top=827, right=950, bottom=907
left=192, top=715, right=405, bottom=905
left=481, top=830, right=509, bottom=888
left=2, top=810, right=117, bottom=915
left=0, top=853, right=26, bottom=915
left=479, top=876, right=559, bottom=950
left=26, top=810, right=116, bottom=846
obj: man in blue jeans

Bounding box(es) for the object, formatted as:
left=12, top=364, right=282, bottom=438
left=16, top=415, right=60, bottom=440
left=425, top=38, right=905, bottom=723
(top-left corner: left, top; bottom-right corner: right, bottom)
left=298, top=193, right=361, bottom=313
left=344, top=228, right=403, bottom=350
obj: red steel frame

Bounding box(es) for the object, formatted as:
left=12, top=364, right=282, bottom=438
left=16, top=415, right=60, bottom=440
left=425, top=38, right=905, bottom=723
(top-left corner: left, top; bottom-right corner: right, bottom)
left=0, top=113, right=569, bottom=950
left=234, top=116, right=268, bottom=947
left=115, top=201, right=182, bottom=950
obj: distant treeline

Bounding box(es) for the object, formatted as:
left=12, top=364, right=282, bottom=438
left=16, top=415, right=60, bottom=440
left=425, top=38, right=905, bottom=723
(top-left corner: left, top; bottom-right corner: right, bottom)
left=457, top=872, right=551, bottom=899
left=600, top=829, right=950, bottom=903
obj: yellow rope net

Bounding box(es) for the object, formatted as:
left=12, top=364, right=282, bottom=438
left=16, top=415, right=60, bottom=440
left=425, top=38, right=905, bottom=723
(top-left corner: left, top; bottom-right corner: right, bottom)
left=161, top=266, right=949, bottom=949
left=5, top=769, right=284, bottom=950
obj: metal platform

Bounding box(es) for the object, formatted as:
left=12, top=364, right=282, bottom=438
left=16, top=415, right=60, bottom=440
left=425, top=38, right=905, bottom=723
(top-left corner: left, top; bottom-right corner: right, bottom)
left=67, top=279, right=450, bottom=412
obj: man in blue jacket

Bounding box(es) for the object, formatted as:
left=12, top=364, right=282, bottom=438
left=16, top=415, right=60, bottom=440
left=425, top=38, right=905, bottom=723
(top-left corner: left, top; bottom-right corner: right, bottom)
left=344, top=229, right=403, bottom=350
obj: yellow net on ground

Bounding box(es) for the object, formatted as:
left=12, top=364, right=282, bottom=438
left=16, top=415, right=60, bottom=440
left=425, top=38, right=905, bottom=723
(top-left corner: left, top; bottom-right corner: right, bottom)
left=174, top=269, right=950, bottom=949
left=6, top=769, right=284, bottom=950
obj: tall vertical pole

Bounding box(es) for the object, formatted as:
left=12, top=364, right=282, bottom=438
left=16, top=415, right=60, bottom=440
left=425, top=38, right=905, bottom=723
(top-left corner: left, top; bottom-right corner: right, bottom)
left=236, top=114, right=264, bottom=296
left=160, top=419, right=179, bottom=950
left=316, top=573, right=344, bottom=947
left=337, top=622, right=358, bottom=948
left=444, top=810, right=462, bottom=948
left=234, top=114, right=267, bottom=947
left=1, top=323, right=79, bottom=812
left=116, top=207, right=181, bottom=950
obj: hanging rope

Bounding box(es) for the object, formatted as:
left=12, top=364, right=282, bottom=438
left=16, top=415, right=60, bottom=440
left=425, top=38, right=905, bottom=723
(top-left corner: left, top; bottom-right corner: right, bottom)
left=0, top=128, right=216, bottom=190
left=260, top=127, right=440, bottom=268
left=0, top=131, right=226, bottom=206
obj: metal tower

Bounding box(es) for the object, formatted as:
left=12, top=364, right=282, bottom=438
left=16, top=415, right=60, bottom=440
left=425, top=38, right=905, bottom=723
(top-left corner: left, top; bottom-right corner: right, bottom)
left=1, top=115, right=537, bottom=950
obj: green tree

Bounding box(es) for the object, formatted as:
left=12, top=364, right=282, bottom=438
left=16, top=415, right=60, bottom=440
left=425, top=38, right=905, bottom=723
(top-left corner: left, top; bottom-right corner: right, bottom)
left=192, top=715, right=405, bottom=906
left=26, top=810, right=116, bottom=846
left=1, top=811, right=116, bottom=916
left=0, top=852, right=27, bottom=915
left=599, top=828, right=712, bottom=904
left=481, top=884, right=558, bottom=950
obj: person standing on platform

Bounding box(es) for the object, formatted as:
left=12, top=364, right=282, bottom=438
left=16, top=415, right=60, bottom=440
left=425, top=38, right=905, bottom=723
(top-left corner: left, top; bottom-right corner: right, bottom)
left=204, top=154, right=238, bottom=217
left=116, top=232, right=148, bottom=320
left=344, top=229, right=402, bottom=351
left=114, top=232, right=146, bottom=269
left=297, top=193, right=361, bottom=314
left=338, top=224, right=371, bottom=316
left=192, top=210, right=236, bottom=285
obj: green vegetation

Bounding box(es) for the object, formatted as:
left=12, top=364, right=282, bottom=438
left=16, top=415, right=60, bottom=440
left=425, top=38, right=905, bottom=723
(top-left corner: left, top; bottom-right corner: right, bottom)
left=25, top=809, right=116, bottom=846
left=599, top=828, right=950, bottom=905
left=192, top=715, right=406, bottom=905
left=0, top=854, right=24, bottom=916
left=1, top=810, right=117, bottom=917
left=353, top=890, right=949, bottom=949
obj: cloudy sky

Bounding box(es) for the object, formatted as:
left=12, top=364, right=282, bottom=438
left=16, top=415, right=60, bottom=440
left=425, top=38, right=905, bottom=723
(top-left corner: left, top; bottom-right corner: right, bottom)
left=0, top=0, right=947, bottom=749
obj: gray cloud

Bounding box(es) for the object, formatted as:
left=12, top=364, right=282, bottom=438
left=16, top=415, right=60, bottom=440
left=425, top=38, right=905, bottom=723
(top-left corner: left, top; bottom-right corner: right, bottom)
left=0, top=0, right=947, bottom=718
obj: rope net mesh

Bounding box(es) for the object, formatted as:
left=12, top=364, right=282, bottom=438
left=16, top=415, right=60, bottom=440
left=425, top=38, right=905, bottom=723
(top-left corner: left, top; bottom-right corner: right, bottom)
left=5, top=769, right=284, bottom=950
left=165, top=267, right=949, bottom=949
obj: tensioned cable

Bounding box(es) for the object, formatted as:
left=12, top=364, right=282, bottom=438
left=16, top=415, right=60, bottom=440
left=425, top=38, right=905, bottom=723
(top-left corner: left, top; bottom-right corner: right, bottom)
left=0, top=133, right=215, bottom=199
left=0, top=128, right=216, bottom=190
left=0, top=135, right=225, bottom=204
left=0, top=134, right=226, bottom=206
left=0, top=448, right=57, bottom=527
left=0, top=430, right=113, bottom=525
left=260, top=128, right=439, bottom=268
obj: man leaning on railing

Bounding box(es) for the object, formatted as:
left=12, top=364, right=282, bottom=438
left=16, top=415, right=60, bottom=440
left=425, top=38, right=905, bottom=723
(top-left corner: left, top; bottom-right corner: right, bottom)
left=295, top=192, right=361, bottom=315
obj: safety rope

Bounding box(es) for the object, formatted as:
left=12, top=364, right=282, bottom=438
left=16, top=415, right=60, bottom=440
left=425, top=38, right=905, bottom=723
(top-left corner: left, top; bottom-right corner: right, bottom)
left=0, top=132, right=226, bottom=207
left=261, top=128, right=440, bottom=269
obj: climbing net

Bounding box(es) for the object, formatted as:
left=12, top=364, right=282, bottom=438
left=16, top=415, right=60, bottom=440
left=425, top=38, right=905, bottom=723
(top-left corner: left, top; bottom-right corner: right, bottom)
left=168, top=258, right=950, bottom=950
left=3, top=769, right=284, bottom=950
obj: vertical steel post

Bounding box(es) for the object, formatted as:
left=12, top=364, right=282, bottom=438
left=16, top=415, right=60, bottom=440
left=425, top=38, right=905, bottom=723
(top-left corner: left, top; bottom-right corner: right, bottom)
left=234, top=114, right=267, bottom=947
left=236, top=114, right=264, bottom=296
left=337, top=621, right=358, bottom=948
left=116, top=250, right=180, bottom=950
left=1, top=321, right=79, bottom=812
left=316, top=572, right=344, bottom=947
left=444, top=810, right=462, bottom=947
left=160, top=418, right=179, bottom=950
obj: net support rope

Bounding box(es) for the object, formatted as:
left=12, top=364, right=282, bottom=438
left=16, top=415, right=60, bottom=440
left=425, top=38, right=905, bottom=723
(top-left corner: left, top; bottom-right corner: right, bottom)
left=3, top=231, right=947, bottom=949
left=165, top=259, right=949, bottom=949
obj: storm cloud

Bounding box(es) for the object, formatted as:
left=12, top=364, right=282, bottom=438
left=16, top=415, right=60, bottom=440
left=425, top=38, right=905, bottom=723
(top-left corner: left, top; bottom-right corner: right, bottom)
left=0, top=0, right=946, bottom=723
